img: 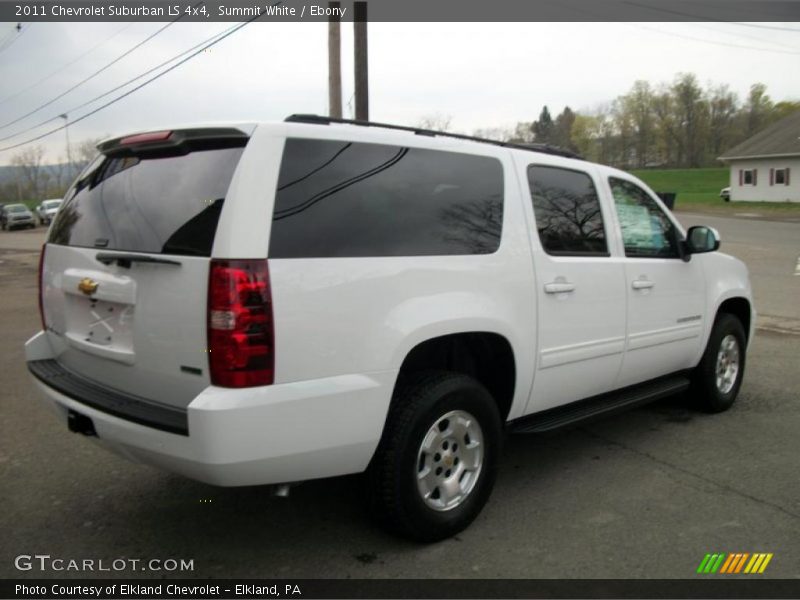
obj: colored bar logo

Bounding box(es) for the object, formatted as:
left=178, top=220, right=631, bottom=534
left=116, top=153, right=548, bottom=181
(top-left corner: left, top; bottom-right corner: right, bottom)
left=697, top=553, right=773, bottom=574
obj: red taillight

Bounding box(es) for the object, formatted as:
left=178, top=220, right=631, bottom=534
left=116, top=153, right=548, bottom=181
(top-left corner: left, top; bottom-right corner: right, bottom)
left=119, top=130, right=172, bottom=145
left=38, top=244, right=46, bottom=330
left=207, top=259, right=274, bottom=387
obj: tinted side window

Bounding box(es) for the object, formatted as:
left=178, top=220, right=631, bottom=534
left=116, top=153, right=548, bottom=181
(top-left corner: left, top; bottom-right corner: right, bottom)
left=527, top=165, right=608, bottom=256
left=49, top=146, right=245, bottom=256
left=269, top=139, right=504, bottom=258
left=609, top=177, right=679, bottom=258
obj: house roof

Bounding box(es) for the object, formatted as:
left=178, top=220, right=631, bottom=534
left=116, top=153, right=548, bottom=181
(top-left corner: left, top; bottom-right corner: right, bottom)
left=719, top=110, right=800, bottom=160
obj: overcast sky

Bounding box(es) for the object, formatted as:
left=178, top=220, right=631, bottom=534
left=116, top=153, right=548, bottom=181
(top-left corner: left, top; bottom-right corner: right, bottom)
left=0, top=21, right=798, bottom=165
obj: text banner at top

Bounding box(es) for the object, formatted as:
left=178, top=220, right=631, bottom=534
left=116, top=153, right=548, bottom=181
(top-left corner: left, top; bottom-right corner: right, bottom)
left=2, top=0, right=800, bottom=22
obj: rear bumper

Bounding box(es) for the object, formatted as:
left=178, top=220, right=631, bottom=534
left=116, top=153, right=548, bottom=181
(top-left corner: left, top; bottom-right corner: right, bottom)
left=25, top=331, right=395, bottom=486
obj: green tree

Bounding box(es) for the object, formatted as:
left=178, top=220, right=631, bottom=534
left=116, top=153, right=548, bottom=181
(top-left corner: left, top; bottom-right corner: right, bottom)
left=570, top=114, right=601, bottom=161
left=553, top=106, right=577, bottom=152
left=743, top=83, right=773, bottom=136
left=532, top=106, right=555, bottom=144
left=620, top=81, right=656, bottom=168
left=707, top=84, right=738, bottom=160
left=671, top=73, right=709, bottom=167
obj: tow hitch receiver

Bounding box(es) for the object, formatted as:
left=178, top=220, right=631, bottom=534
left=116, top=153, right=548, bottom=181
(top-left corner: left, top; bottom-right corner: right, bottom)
left=68, top=410, right=97, bottom=437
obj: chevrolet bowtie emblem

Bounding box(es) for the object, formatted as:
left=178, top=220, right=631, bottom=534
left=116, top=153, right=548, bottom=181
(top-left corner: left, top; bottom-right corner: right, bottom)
left=78, top=278, right=99, bottom=296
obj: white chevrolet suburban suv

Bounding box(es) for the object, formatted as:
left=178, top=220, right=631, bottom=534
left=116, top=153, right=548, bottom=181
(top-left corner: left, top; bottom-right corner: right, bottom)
left=26, top=116, right=754, bottom=541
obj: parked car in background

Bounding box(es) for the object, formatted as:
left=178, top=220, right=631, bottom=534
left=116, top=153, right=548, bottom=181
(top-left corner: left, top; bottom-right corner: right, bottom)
left=35, top=199, right=62, bottom=225
left=720, top=186, right=731, bottom=202
left=1, top=203, right=35, bottom=230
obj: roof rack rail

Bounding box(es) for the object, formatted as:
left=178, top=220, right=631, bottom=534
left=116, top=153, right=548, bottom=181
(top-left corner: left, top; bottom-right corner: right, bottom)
left=284, top=114, right=583, bottom=160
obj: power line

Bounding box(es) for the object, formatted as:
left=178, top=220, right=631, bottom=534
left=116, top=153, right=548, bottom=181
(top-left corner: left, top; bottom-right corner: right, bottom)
left=0, top=8, right=273, bottom=154
left=0, top=23, right=239, bottom=144
left=0, top=17, right=185, bottom=132
left=629, top=22, right=800, bottom=55
left=622, top=2, right=800, bottom=31
left=690, top=23, right=800, bottom=52
left=0, top=23, right=136, bottom=107
left=0, top=23, right=30, bottom=53
left=730, top=22, right=800, bottom=33
left=0, top=25, right=19, bottom=48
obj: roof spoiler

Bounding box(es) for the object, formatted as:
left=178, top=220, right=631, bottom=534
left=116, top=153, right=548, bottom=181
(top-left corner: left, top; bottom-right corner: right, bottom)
left=98, top=127, right=249, bottom=158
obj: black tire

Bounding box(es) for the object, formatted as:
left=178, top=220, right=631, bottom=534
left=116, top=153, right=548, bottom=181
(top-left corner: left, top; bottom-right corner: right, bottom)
left=366, top=371, right=502, bottom=542
left=689, top=313, right=746, bottom=413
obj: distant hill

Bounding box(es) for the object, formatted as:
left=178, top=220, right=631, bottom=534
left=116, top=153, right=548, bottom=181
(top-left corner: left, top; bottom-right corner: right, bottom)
left=0, top=165, right=21, bottom=186
left=0, top=163, right=74, bottom=186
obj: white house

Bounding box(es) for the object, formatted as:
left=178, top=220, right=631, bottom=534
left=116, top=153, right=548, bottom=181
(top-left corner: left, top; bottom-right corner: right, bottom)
left=719, top=111, right=800, bottom=202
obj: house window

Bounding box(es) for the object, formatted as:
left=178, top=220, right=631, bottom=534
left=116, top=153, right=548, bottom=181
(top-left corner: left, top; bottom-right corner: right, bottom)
left=775, top=168, right=788, bottom=185
left=742, top=169, right=755, bottom=185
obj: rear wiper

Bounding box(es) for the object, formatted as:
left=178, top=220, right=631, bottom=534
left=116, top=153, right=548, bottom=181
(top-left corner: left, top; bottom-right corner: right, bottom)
left=95, top=253, right=182, bottom=268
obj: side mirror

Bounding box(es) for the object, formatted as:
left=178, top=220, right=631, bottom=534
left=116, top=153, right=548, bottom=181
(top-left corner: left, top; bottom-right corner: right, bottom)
left=686, top=225, right=720, bottom=255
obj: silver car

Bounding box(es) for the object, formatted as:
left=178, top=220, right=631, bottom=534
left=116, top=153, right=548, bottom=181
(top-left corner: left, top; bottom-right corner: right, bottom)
left=36, top=198, right=62, bottom=225
left=1, top=203, right=36, bottom=230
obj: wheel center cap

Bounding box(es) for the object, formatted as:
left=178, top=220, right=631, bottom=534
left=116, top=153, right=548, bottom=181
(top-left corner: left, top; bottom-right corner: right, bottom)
left=443, top=455, right=454, bottom=467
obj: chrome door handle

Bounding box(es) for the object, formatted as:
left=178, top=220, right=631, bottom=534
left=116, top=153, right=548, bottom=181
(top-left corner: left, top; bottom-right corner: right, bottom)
left=544, top=281, right=576, bottom=294
left=632, top=279, right=654, bottom=290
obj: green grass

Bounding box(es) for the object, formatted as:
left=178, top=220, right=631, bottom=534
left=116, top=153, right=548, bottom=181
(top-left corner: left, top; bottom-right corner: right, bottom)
left=631, top=167, right=800, bottom=214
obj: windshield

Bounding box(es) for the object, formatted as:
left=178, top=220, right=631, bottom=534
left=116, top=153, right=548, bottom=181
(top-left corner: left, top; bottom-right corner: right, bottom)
left=43, top=200, right=61, bottom=209
left=7, top=205, right=27, bottom=213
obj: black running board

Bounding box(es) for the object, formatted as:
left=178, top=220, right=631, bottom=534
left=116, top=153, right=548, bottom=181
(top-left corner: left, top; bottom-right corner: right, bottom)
left=509, top=374, right=691, bottom=434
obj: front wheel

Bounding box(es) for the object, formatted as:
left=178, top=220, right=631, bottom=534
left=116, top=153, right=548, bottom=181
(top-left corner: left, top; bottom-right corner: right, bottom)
left=366, top=371, right=502, bottom=542
left=689, top=313, right=746, bottom=412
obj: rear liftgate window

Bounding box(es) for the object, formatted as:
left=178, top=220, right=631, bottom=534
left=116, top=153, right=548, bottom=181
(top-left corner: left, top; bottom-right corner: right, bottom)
left=269, top=139, right=504, bottom=258
left=49, top=145, right=245, bottom=256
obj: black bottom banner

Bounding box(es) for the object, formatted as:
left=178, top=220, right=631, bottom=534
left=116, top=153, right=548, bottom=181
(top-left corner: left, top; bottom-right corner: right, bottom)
left=3, top=579, right=800, bottom=599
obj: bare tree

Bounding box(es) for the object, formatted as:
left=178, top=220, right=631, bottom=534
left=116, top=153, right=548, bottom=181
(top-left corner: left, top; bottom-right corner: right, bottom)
left=417, top=113, right=453, bottom=132
left=471, top=126, right=514, bottom=142
left=671, top=73, right=708, bottom=168
left=743, top=83, right=773, bottom=137
left=619, top=81, right=656, bottom=168
left=707, top=84, right=738, bottom=159
left=11, top=145, right=46, bottom=201
left=74, top=137, right=103, bottom=170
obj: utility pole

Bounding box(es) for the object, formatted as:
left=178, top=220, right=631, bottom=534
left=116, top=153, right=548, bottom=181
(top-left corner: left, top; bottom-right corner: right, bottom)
left=327, top=2, right=342, bottom=118
left=353, top=1, right=368, bottom=121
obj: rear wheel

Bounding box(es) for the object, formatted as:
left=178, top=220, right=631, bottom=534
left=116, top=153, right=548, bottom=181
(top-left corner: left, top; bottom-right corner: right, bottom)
left=367, top=371, right=502, bottom=542
left=689, top=313, right=746, bottom=413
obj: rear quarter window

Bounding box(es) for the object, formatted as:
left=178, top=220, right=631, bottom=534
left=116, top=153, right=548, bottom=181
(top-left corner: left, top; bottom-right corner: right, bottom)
left=269, top=139, right=504, bottom=258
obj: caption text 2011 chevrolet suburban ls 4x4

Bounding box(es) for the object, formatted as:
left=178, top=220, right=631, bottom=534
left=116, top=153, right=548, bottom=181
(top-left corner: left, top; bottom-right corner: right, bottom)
left=25, top=116, right=754, bottom=541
